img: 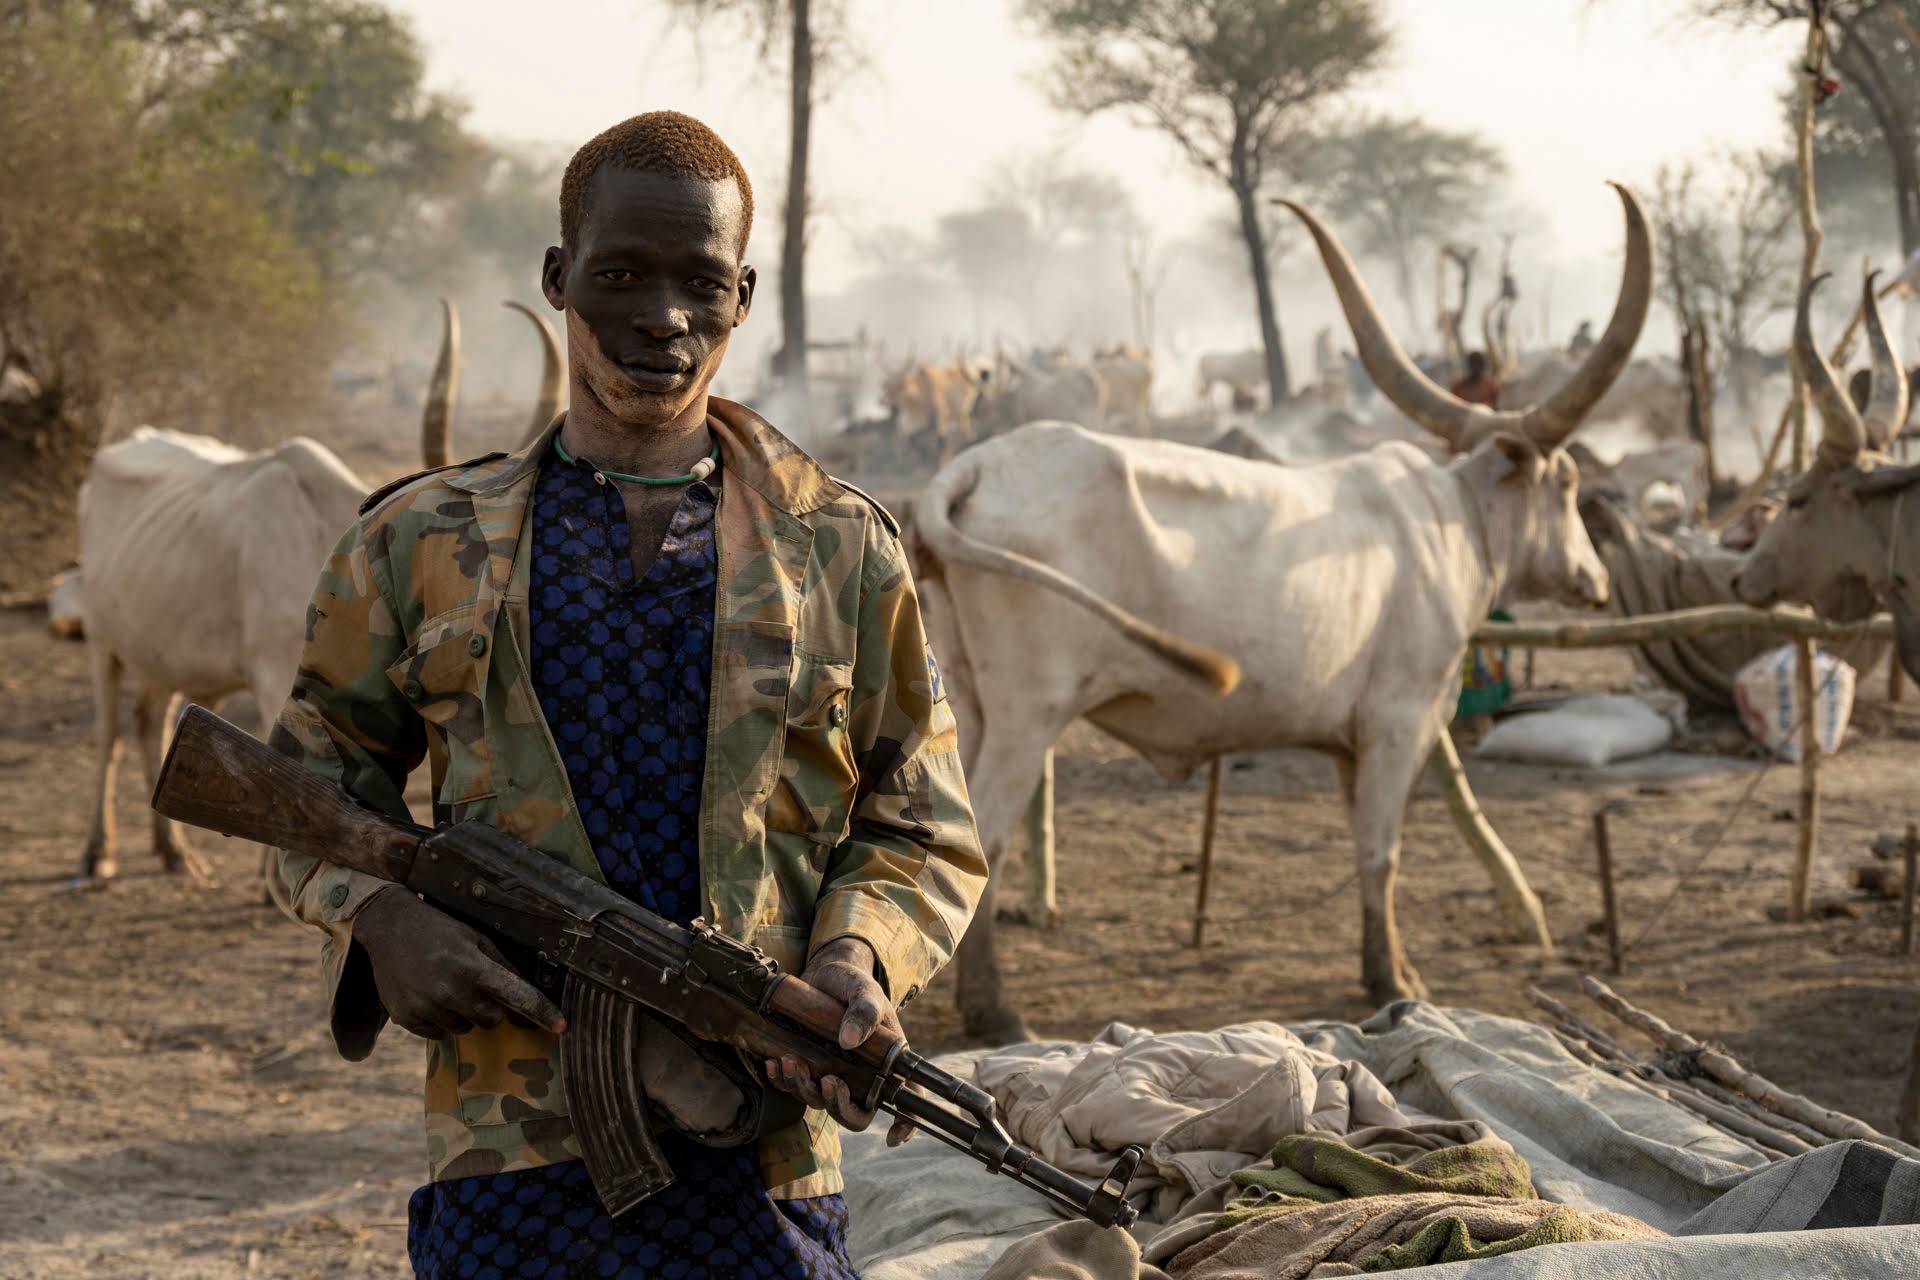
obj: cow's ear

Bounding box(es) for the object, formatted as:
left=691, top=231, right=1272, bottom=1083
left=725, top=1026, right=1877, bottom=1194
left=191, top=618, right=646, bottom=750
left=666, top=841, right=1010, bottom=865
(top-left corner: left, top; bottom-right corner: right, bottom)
left=1492, top=432, right=1541, bottom=479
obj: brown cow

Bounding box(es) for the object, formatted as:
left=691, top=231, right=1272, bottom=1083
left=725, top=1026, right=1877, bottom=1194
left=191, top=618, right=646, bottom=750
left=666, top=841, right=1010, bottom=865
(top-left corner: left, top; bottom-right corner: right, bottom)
left=1734, top=272, right=1920, bottom=682
left=882, top=361, right=984, bottom=461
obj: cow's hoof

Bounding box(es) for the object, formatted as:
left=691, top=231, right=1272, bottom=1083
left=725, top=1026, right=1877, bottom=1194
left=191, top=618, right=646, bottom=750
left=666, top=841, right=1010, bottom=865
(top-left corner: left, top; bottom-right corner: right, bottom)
left=80, top=850, right=116, bottom=882
left=1365, top=967, right=1429, bottom=1008
left=996, top=903, right=1061, bottom=929
left=160, top=840, right=214, bottom=883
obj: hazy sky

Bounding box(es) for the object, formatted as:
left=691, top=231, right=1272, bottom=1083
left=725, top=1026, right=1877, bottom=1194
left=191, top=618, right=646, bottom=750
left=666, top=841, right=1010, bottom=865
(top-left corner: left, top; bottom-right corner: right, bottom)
left=396, top=0, right=1804, bottom=352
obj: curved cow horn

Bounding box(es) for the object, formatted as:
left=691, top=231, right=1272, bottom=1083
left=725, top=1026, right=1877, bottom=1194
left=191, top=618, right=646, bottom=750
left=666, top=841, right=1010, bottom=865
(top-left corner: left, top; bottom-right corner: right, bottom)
left=1276, top=197, right=1486, bottom=449
left=1861, top=271, right=1909, bottom=452
left=1796, top=274, right=1867, bottom=463
left=1280, top=182, right=1650, bottom=452
left=423, top=298, right=458, bottom=469
left=1519, top=182, right=1653, bottom=449
left=503, top=300, right=565, bottom=445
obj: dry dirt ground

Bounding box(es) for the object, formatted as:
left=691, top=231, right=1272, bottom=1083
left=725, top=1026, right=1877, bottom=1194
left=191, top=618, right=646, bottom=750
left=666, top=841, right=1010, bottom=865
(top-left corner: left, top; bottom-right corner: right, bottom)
left=6, top=436, right=1920, bottom=1276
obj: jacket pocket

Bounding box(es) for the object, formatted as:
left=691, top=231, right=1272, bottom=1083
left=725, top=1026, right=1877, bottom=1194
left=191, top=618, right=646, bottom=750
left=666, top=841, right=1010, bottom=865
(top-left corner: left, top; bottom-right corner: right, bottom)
left=385, top=602, right=495, bottom=808
left=766, top=650, right=858, bottom=847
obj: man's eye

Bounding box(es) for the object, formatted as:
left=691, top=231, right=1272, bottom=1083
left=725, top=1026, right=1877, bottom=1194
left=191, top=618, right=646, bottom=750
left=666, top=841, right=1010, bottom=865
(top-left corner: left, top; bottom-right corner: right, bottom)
left=599, top=270, right=637, bottom=284
left=690, top=277, right=723, bottom=292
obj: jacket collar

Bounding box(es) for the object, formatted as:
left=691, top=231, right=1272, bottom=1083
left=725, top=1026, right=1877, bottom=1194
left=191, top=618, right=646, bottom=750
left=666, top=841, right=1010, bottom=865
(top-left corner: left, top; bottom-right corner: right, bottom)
left=444, top=397, right=839, bottom=518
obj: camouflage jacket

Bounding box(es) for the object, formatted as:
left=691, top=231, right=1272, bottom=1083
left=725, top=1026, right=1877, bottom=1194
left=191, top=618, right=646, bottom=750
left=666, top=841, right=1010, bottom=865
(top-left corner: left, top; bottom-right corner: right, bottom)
left=270, top=399, right=985, bottom=1199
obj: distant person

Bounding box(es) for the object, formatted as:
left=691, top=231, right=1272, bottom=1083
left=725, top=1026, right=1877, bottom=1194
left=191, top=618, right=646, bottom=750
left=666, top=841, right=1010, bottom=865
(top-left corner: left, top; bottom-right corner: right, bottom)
left=1450, top=350, right=1501, bottom=408
left=1569, top=320, right=1595, bottom=355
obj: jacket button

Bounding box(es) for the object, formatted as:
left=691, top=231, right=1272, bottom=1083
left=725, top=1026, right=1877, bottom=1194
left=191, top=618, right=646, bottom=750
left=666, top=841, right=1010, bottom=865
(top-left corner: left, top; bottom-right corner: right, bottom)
left=326, top=884, right=349, bottom=909
left=468, top=633, right=487, bottom=658
left=403, top=679, right=424, bottom=702
left=828, top=701, right=848, bottom=728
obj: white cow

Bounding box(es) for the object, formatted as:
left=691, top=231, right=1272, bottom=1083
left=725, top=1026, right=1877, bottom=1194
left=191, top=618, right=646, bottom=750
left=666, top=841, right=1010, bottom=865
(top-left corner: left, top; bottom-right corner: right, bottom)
left=74, top=300, right=536, bottom=880
left=910, top=186, right=1650, bottom=1038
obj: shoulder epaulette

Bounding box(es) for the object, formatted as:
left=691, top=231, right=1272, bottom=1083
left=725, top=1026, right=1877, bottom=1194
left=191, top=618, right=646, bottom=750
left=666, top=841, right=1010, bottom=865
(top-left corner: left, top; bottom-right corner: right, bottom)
left=832, top=477, right=901, bottom=537
left=358, top=453, right=508, bottom=515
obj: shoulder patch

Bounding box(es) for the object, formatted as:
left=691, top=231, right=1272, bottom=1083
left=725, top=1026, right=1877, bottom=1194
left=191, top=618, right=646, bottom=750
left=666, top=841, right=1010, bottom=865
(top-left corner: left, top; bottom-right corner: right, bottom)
left=831, top=477, right=901, bottom=537
left=358, top=453, right=507, bottom=515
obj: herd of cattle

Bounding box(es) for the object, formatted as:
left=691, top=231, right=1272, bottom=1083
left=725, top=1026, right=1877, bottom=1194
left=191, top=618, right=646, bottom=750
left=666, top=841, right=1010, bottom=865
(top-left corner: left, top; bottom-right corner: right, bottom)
left=42, top=186, right=1920, bottom=1038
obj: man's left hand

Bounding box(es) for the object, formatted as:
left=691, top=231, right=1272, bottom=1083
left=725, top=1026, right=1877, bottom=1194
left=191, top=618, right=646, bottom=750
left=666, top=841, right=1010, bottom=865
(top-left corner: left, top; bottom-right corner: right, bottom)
left=766, top=937, right=916, bottom=1147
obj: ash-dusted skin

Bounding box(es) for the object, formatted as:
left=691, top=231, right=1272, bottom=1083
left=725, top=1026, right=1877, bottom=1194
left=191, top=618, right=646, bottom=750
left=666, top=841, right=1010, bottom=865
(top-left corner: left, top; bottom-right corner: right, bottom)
left=542, top=168, right=754, bottom=480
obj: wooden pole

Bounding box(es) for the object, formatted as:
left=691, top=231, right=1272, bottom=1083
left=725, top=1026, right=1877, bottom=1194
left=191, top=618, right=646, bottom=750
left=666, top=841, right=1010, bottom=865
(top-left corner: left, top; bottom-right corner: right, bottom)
left=1018, top=749, right=1058, bottom=928
left=1593, top=806, right=1623, bottom=975
left=1789, top=13, right=1828, bottom=474
left=1471, top=604, right=1892, bottom=650
left=1891, top=647, right=1906, bottom=704
left=1190, top=756, right=1223, bottom=948
left=1790, top=639, right=1820, bottom=922
left=1903, top=822, right=1918, bottom=958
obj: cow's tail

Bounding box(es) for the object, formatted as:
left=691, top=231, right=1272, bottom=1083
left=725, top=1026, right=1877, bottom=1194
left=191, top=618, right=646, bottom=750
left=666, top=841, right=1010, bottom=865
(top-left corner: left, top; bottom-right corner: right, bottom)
left=913, top=451, right=1241, bottom=695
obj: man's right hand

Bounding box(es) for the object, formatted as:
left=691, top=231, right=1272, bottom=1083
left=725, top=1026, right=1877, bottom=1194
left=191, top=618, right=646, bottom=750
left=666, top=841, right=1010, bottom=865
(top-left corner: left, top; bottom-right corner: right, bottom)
left=353, top=887, right=566, bottom=1040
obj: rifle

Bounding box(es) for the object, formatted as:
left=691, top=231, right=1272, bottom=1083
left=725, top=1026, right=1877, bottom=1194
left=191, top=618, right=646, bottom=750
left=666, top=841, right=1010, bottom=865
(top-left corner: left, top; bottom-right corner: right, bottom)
left=152, top=705, right=1140, bottom=1228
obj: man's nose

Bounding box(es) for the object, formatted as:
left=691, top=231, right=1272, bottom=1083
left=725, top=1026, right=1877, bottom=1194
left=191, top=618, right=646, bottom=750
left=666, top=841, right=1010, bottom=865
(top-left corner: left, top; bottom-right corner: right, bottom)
left=630, top=295, right=690, bottom=339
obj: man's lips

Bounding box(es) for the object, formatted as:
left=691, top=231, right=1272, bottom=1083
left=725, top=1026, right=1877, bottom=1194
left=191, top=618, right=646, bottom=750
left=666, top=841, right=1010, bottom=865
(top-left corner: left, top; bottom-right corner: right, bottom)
left=617, top=356, right=692, bottom=392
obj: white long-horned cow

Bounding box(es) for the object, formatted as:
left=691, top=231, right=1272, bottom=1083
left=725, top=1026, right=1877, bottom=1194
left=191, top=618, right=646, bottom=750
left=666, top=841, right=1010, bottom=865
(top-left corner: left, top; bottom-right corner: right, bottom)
left=1735, top=271, right=1920, bottom=681
left=911, top=185, right=1650, bottom=1037
left=74, top=300, right=555, bottom=881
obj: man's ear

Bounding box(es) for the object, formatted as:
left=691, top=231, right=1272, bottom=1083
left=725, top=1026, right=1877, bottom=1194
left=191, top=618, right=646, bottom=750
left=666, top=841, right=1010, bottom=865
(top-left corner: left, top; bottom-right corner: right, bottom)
left=1492, top=431, right=1541, bottom=480
left=541, top=246, right=567, bottom=311
left=735, top=264, right=757, bottom=327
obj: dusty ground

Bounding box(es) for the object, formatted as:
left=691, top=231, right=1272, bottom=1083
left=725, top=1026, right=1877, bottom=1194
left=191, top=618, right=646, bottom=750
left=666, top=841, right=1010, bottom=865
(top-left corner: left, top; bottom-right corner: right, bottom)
left=6, top=430, right=1920, bottom=1276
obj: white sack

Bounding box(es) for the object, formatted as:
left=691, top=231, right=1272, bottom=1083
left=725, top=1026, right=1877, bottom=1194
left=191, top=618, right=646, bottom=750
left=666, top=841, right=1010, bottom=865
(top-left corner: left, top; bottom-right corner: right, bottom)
left=1732, top=643, right=1855, bottom=762
left=1474, top=695, right=1673, bottom=768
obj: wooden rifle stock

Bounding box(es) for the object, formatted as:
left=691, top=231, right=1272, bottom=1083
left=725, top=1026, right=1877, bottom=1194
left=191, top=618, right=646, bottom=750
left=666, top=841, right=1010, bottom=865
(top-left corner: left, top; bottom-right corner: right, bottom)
left=152, top=703, right=426, bottom=883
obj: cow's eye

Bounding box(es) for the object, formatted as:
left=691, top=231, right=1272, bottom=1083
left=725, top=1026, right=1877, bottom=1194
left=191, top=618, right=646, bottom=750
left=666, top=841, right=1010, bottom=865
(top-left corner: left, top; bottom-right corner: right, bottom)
left=1788, top=493, right=1809, bottom=510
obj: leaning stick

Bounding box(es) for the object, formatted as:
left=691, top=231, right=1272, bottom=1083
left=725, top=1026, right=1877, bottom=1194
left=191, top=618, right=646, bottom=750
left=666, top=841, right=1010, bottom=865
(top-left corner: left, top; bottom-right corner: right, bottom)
left=1472, top=605, right=1892, bottom=650
left=1430, top=729, right=1553, bottom=949
left=1790, top=638, right=1820, bottom=922
left=1580, top=976, right=1920, bottom=1157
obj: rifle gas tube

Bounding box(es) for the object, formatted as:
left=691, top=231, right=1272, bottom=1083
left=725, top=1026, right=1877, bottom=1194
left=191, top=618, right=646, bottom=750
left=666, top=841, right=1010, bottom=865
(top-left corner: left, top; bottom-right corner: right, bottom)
left=153, top=704, right=1141, bottom=1227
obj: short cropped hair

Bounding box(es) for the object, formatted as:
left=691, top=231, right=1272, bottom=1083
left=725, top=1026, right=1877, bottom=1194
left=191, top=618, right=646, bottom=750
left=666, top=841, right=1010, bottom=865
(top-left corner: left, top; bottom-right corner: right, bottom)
left=559, top=111, right=754, bottom=252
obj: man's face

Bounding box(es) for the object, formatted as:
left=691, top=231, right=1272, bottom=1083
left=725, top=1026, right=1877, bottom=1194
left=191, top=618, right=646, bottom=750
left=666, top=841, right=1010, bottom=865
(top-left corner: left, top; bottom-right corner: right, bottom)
left=542, top=167, right=755, bottom=428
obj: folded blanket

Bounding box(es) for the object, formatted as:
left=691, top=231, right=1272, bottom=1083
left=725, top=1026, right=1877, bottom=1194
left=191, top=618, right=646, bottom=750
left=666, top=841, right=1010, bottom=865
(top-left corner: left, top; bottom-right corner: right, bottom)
left=1164, top=1127, right=1660, bottom=1278
left=1167, top=1191, right=1660, bottom=1278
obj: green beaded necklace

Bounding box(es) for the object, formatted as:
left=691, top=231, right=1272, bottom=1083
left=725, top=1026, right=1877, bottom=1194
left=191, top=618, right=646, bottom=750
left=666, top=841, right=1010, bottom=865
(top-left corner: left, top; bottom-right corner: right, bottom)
left=555, top=436, right=719, bottom=486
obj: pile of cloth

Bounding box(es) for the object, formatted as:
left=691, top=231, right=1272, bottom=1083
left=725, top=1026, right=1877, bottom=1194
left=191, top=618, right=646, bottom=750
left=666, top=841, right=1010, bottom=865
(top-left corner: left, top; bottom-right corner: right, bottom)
left=965, top=1022, right=1655, bottom=1278
left=842, top=1004, right=1920, bottom=1279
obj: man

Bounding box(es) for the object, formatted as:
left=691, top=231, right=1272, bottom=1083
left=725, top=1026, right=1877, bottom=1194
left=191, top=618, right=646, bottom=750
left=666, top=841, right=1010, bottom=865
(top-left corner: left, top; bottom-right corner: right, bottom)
left=1448, top=350, right=1501, bottom=409
left=270, top=111, right=986, bottom=1278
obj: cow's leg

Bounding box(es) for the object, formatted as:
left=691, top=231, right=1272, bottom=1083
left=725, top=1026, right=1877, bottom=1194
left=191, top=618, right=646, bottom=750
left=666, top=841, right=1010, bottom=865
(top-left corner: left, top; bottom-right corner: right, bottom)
left=1005, top=748, right=1058, bottom=928
left=954, top=722, right=1061, bottom=1043
left=133, top=689, right=209, bottom=880
left=1349, top=727, right=1432, bottom=1006
left=80, top=645, right=125, bottom=880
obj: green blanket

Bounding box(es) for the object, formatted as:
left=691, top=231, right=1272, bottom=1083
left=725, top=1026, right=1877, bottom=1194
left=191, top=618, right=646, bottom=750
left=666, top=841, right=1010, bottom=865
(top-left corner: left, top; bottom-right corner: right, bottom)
left=1212, top=1130, right=1652, bottom=1273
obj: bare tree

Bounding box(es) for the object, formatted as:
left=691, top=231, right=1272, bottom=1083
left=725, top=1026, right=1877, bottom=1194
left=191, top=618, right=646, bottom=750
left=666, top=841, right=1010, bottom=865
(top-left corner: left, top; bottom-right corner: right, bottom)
left=1650, top=151, right=1798, bottom=479
left=665, top=0, right=856, bottom=424
left=1295, top=113, right=1509, bottom=334
left=1693, top=0, right=1920, bottom=256
left=1023, top=0, right=1391, bottom=403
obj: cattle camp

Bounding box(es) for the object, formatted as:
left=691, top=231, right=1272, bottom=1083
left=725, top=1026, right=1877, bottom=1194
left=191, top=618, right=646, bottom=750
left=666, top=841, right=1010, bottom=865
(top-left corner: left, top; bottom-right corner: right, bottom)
left=12, top=2, right=1920, bottom=1277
